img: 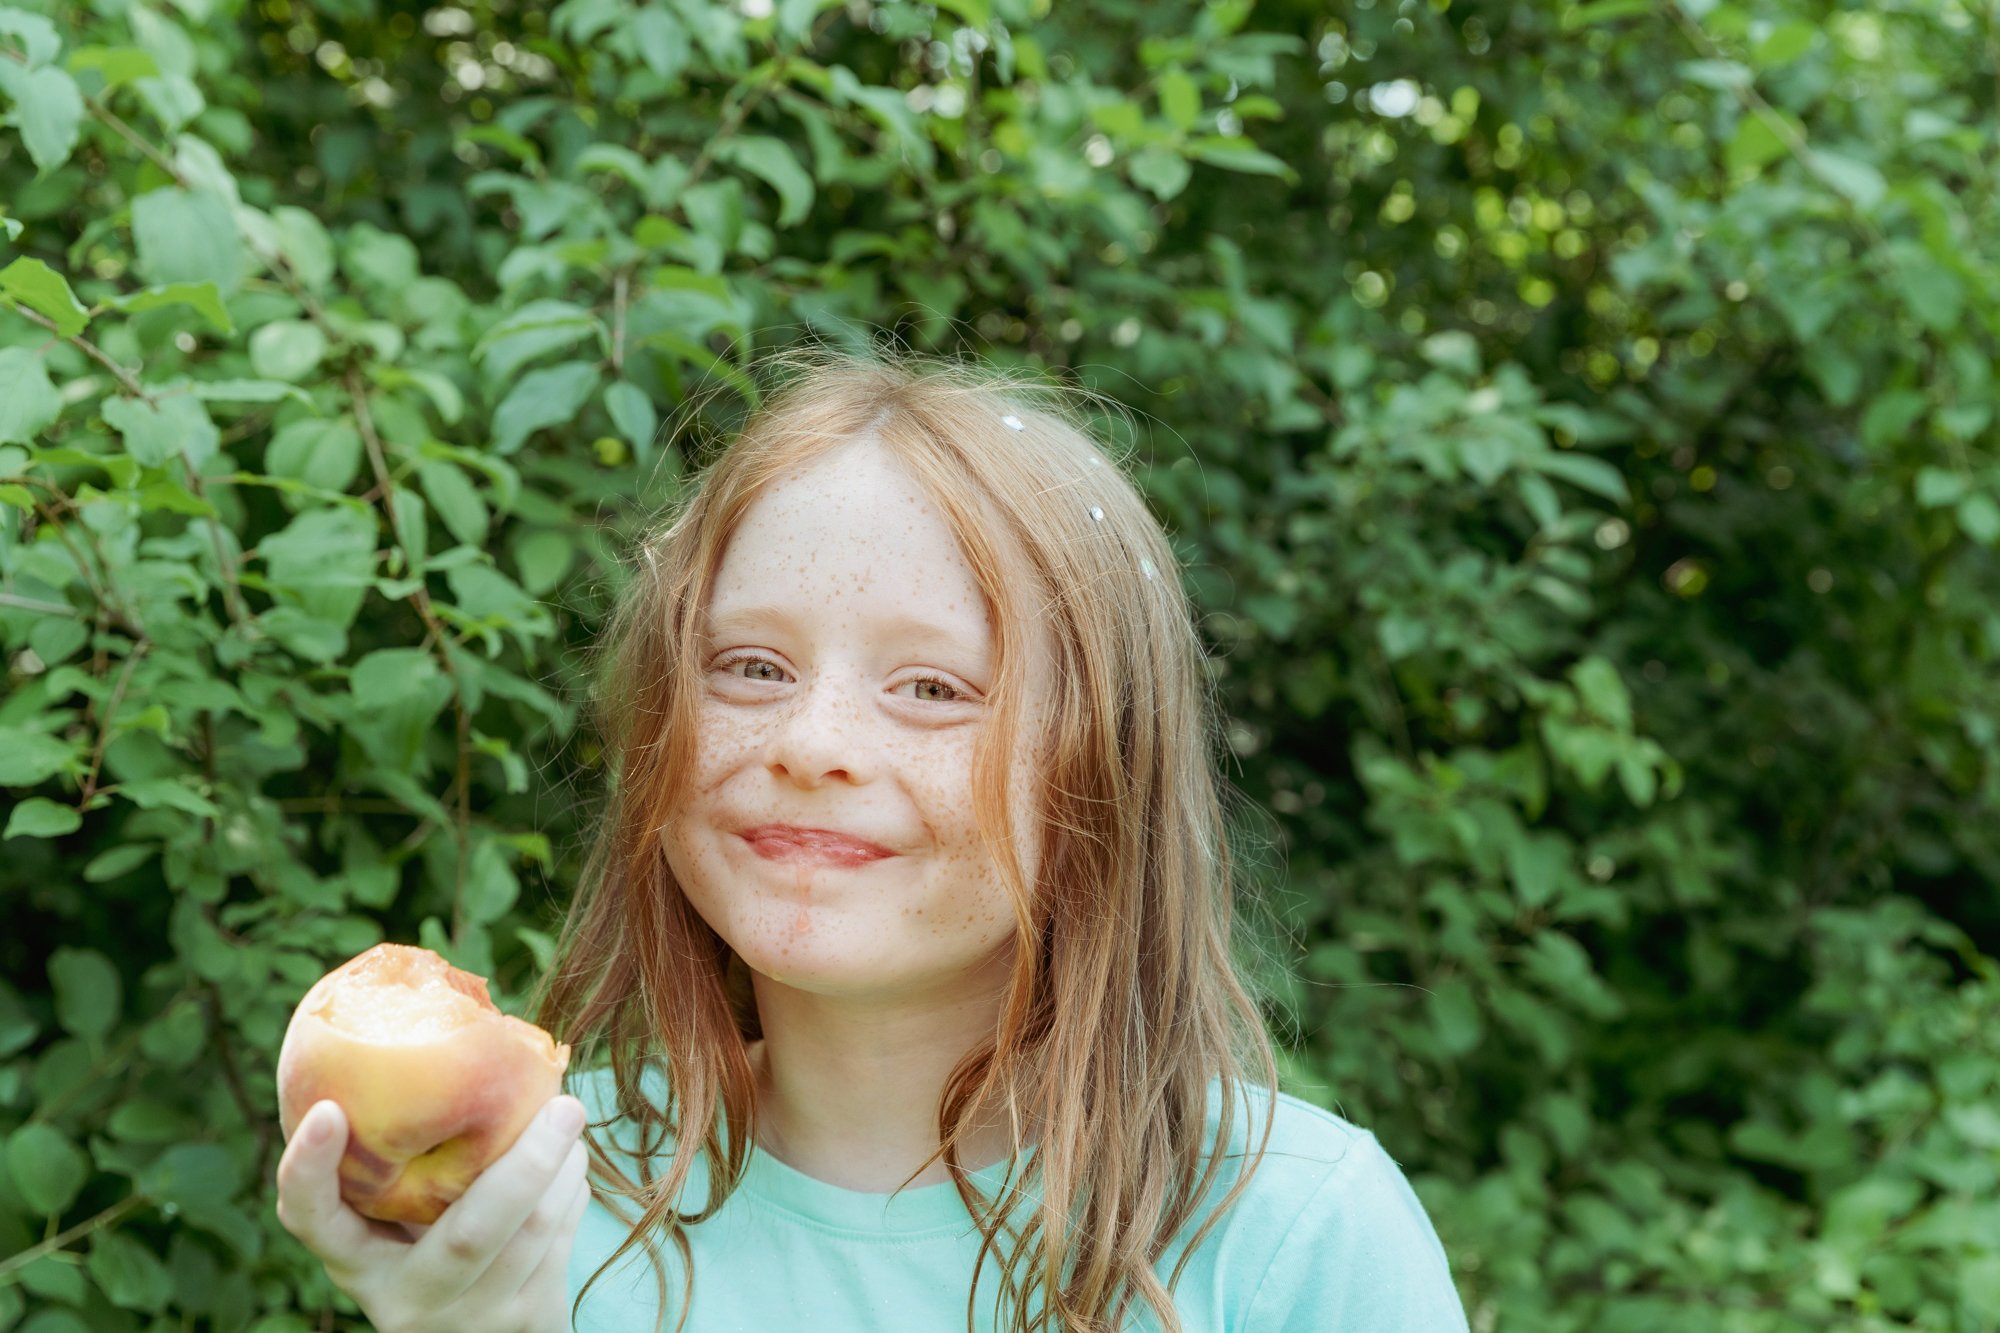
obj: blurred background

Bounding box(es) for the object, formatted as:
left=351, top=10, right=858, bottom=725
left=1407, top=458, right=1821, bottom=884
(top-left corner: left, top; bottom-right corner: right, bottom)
left=1, top=0, right=1997, bottom=1327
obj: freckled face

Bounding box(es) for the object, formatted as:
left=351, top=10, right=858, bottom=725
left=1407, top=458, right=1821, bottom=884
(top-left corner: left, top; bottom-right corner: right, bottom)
left=658, top=437, right=1047, bottom=1000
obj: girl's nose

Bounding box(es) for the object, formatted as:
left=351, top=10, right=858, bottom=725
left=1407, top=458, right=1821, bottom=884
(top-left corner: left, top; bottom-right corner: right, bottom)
left=766, top=678, right=870, bottom=788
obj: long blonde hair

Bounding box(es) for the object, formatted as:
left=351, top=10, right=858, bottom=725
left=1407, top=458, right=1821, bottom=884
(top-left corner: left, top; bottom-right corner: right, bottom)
left=532, top=344, right=1282, bottom=1333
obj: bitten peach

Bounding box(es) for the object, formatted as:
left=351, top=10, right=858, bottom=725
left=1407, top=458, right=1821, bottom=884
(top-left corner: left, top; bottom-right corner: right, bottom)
left=275, top=943, right=572, bottom=1226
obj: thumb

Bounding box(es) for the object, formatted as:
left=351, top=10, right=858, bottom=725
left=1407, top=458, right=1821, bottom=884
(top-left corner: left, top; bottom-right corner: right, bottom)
left=278, top=1100, right=345, bottom=1210
left=277, top=1100, right=378, bottom=1255
left=278, top=1096, right=410, bottom=1264
left=298, top=1098, right=346, bottom=1154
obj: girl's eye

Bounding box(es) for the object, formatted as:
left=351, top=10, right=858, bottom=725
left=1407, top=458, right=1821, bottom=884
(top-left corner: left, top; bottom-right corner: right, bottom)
left=720, top=655, right=788, bottom=682
left=899, top=676, right=962, bottom=704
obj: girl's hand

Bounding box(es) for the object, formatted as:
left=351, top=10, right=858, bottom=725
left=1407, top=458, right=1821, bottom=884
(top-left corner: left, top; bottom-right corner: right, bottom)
left=274, top=1095, right=590, bottom=1333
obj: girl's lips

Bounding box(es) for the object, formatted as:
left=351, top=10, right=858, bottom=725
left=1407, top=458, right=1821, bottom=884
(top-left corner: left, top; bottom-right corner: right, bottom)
left=738, top=825, right=895, bottom=867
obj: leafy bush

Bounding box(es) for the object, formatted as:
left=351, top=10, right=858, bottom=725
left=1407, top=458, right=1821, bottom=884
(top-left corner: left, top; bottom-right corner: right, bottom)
left=1, top=0, right=1996, bottom=1329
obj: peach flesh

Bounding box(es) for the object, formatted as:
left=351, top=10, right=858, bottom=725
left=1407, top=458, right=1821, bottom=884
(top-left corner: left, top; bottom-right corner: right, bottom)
left=276, top=943, right=571, bottom=1226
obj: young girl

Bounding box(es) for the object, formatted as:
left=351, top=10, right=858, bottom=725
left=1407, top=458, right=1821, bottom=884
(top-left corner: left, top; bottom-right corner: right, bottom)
left=275, top=348, right=1470, bottom=1332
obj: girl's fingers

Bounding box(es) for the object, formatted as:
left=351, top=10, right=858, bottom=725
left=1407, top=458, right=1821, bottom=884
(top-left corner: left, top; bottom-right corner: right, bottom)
left=513, top=1168, right=592, bottom=1313
left=474, top=1138, right=591, bottom=1308
left=412, top=1100, right=587, bottom=1306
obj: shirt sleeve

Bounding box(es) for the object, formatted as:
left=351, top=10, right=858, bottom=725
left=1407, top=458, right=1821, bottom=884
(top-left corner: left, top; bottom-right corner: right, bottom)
left=1241, top=1130, right=1472, bottom=1332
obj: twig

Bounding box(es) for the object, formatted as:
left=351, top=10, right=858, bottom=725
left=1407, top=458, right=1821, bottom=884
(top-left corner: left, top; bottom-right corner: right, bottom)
left=681, top=50, right=795, bottom=196
left=17, top=485, right=144, bottom=639
left=202, top=983, right=276, bottom=1189
left=78, top=640, right=149, bottom=805
left=347, top=371, right=471, bottom=917
left=0, top=592, right=79, bottom=617
left=612, top=268, right=629, bottom=374
left=0, top=1194, right=148, bottom=1283
left=10, top=305, right=150, bottom=400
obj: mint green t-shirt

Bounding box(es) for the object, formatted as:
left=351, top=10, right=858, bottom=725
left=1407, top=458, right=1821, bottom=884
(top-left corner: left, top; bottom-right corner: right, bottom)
left=565, top=1062, right=1470, bottom=1332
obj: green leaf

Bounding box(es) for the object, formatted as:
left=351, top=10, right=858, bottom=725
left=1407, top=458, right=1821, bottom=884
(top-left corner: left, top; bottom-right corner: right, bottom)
left=66, top=44, right=162, bottom=89
left=512, top=528, right=574, bottom=595
left=272, top=204, right=336, bottom=290
left=716, top=136, right=815, bottom=229
left=0, top=8, right=62, bottom=65
left=417, top=458, right=488, bottom=546
left=248, top=318, right=328, bottom=381
left=102, top=393, right=219, bottom=470
left=138, top=1142, right=244, bottom=1210
left=0, top=979, right=38, bottom=1057
left=1420, top=329, right=1481, bottom=378
left=0, top=257, right=89, bottom=335
left=102, top=281, right=234, bottom=334
left=3, top=797, right=81, bottom=840
left=1127, top=146, right=1192, bottom=201
left=490, top=360, right=601, bottom=455
left=1860, top=389, right=1926, bottom=452
left=446, top=562, right=541, bottom=628
left=1891, top=249, right=1965, bottom=335
left=0, top=347, right=62, bottom=444
left=1185, top=135, right=1296, bottom=181
left=934, top=0, right=990, bottom=26
left=1677, top=58, right=1751, bottom=91
left=461, top=836, right=521, bottom=925
left=48, top=946, right=120, bottom=1041
left=138, top=998, right=204, bottom=1066
left=351, top=646, right=439, bottom=706
left=1956, top=493, right=2000, bottom=547
left=1521, top=930, right=1625, bottom=1021
left=185, top=377, right=314, bottom=406
left=628, top=6, right=689, bottom=83
left=383, top=366, right=467, bottom=426
left=1516, top=472, right=1562, bottom=532
left=603, top=380, right=657, bottom=457
left=258, top=504, right=378, bottom=628
left=0, top=728, right=77, bottom=786
left=1915, top=466, right=1970, bottom=508
left=131, top=186, right=246, bottom=295
left=1506, top=830, right=1571, bottom=910
left=471, top=300, right=604, bottom=383
left=6, top=1122, right=88, bottom=1215
left=1561, top=0, right=1650, bottom=28
left=265, top=418, right=363, bottom=494
left=1158, top=67, right=1200, bottom=130
left=1814, top=150, right=1886, bottom=212
left=1530, top=450, right=1631, bottom=506
left=1725, top=113, right=1790, bottom=175
left=82, top=843, right=156, bottom=881
left=1753, top=20, right=1815, bottom=68
left=1426, top=977, right=1484, bottom=1056
left=118, top=777, right=218, bottom=816
left=87, top=1229, right=174, bottom=1313
left=0, top=63, right=84, bottom=173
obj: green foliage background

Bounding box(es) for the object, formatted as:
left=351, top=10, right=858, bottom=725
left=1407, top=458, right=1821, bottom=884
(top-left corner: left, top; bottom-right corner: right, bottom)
left=1, top=0, right=1996, bottom=1327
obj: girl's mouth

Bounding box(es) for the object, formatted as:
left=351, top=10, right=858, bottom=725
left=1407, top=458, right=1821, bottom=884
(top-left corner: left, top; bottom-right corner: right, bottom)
left=738, top=825, right=895, bottom=867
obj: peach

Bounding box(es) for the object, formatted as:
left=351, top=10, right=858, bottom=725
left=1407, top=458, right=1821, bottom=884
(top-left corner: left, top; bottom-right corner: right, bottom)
left=275, top=943, right=572, bottom=1226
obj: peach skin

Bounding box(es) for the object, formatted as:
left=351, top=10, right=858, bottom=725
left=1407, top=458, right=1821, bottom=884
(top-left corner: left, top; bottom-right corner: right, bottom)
left=275, top=943, right=572, bottom=1226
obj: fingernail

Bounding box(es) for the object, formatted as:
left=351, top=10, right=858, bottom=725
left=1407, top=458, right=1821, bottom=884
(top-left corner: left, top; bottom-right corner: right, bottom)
left=549, top=1097, right=584, bottom=1136
left=304, top=1103, right=330, bottom=1145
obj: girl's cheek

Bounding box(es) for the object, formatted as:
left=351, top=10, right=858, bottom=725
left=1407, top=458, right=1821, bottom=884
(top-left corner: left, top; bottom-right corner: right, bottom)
left=680, top=712, right=757, bottom=796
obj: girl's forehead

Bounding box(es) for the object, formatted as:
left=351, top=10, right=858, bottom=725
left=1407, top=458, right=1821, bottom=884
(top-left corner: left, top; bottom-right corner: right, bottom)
left=702, top=435, right=1058, bottom=672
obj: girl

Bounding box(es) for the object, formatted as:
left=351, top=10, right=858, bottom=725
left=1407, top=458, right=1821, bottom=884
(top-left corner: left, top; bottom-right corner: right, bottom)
left=275, top=347, right=1470, bottom=1333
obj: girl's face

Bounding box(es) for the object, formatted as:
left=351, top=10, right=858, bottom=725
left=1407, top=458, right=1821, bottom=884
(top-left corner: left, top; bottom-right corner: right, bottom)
left=659, top=437, right=1048, bottom=1001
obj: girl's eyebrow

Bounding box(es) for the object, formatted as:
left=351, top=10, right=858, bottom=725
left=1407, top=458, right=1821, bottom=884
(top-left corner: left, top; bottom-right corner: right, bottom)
left=705, top=603, right=805, bottom=637
left=707, top=604, right=990, bottom=659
